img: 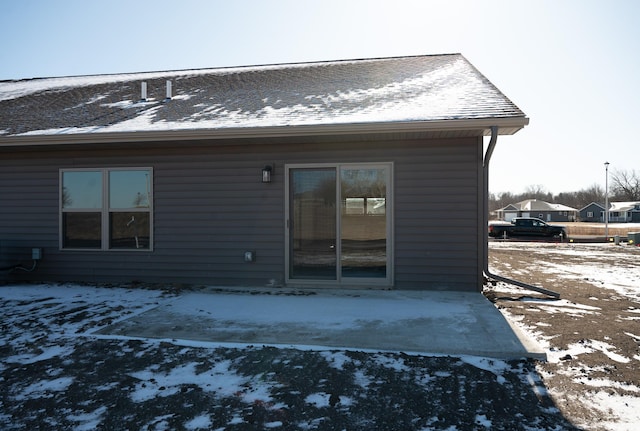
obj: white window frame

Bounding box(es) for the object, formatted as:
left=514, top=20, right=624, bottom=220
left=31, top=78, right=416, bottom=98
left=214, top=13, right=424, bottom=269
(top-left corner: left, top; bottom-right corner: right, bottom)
left=59, top=167, right=153, bottom=251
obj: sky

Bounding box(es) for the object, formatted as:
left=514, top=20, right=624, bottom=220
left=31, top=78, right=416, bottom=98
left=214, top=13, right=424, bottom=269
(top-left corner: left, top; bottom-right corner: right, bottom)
left=1, top=0, right=638, bottom=195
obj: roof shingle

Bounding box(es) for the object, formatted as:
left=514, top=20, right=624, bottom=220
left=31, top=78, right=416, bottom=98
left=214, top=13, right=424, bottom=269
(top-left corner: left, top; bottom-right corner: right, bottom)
left=0, top=54, right=527, bottom=138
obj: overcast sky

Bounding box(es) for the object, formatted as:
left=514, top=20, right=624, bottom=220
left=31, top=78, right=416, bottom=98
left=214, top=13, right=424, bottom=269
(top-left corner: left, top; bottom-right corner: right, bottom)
left=1, top=0, right=638, bottom=195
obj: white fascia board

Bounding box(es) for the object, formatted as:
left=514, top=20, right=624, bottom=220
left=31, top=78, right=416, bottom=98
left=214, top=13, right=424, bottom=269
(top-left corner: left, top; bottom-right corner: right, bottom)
left=0, top=117, right=529, bottom=147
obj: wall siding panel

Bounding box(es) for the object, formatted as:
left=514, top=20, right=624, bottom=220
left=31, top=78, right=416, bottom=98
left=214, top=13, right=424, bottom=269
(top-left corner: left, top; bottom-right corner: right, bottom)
left=1, top=136, right=482, bottom=291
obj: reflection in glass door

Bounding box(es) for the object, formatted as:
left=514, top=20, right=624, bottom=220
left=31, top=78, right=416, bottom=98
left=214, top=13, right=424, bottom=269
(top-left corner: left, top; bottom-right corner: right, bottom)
left=340, top=167, right=387, bottom=278
left=287, top=164, right=391, bottom=285
left=289, top=168, right=337, bottom=279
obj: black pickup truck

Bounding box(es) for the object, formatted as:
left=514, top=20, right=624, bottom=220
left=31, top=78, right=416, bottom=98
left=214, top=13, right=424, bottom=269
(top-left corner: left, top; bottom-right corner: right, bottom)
left=488, top=217, right=567, bottom=240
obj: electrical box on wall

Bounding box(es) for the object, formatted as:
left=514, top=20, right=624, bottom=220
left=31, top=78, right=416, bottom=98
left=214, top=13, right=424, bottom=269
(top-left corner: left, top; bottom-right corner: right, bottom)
left=244, top=251, right=256, bottom=262
left=32, top=248, right=42, bottom=260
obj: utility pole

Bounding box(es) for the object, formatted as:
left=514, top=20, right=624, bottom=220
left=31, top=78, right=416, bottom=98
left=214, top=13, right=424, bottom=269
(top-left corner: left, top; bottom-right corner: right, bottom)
left=605, top=161, right=610, bottom=242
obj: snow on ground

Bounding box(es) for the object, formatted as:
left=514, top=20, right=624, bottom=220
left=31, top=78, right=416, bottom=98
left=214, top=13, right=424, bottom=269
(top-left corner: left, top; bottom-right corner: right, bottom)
left=1, top=282, right=571, bottom=430
left=489, top=241, right=640, bottom=430
left=2, top=241, right=639, bottom=429
left=1, top=284, right=165, bottom=364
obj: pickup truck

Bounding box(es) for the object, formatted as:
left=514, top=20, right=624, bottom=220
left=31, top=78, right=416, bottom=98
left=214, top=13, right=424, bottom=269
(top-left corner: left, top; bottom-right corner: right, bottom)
left=488, top=217, right=567, bottom=240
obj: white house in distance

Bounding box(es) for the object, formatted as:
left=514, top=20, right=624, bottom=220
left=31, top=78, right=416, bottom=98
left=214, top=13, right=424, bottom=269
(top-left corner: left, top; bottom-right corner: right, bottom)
left=496, top=199, right=577, bottom=222
left=608, top=201, right=640, bottom=223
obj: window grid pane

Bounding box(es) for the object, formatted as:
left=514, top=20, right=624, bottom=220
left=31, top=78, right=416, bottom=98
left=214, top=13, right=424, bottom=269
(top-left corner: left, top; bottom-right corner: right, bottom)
left=63, top=212, right=102, bottom=248
left=109, top=212, right=151, bottom=249
left=109, top=170, right=151, bottom=209
left=62, top=171, right=102, bottom=209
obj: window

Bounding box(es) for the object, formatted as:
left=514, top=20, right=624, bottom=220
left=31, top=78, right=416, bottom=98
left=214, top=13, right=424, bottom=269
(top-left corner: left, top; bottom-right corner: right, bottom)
left=61, top=168, right=152, bottom=250
left=344, top=197, right=386, bottom=215
left=286, top=163, right=392, bottom=284
left=587, top=211, right=594, bottom=218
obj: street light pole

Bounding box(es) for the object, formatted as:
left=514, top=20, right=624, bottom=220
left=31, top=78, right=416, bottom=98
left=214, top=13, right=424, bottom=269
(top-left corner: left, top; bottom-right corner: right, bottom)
left=605, top=161, right=610, bottom=242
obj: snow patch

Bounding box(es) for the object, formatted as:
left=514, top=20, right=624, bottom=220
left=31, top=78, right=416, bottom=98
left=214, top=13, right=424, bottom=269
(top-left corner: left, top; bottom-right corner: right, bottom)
left=15, top=377, right=74, bottom=400
left=184, top=414, right=212, bottom=430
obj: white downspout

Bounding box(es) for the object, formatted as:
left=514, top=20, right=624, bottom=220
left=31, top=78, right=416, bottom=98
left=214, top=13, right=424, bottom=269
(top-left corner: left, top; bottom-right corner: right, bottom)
left=483, top=126, right=560, bottom=298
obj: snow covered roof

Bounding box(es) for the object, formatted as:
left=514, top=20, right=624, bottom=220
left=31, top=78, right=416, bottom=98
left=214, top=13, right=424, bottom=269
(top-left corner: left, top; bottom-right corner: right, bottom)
left=503, top=199, right=578, bottom=212
left=578, top=202, right=605, bottom=212
left=609, top=201, right=640, bottom=211
left=0, top=54, right=528, bottom=144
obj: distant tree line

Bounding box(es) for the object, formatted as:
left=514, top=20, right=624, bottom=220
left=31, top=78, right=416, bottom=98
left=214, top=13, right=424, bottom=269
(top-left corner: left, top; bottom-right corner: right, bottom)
left=490, top=169, right=640, bottom=212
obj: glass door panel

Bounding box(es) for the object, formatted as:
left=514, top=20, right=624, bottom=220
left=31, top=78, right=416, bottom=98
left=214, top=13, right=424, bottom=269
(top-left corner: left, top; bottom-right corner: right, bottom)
left=289, top=168, right=337, bottom=279
left=340, top=167, right=387, bottom=278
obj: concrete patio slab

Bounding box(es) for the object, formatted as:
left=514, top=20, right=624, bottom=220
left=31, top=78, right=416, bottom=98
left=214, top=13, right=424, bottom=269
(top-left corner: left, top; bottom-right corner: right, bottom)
left=101, top=288, right=546, bottom=360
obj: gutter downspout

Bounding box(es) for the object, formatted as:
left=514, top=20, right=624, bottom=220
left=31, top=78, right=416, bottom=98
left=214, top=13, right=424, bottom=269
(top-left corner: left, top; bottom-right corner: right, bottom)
left=483, top=126, right=560, bottom=298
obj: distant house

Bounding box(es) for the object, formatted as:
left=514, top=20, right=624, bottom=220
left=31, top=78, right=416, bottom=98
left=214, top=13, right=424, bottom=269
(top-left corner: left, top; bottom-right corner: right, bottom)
left=0, top=54, right=528, bottom=291
left=608, top=202, right=640, bottom=223
left=578, top=202, right=605, bottom=222
left=497, top=199, right=577, bottom=222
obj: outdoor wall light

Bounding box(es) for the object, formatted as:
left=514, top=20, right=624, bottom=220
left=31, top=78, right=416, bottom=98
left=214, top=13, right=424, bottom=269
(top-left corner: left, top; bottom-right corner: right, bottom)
left=262, top=165, right=273, bottom=183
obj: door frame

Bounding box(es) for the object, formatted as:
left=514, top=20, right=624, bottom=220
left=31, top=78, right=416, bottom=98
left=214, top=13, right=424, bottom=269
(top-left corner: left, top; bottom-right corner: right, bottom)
left=284, top=162, right=394, bottom=288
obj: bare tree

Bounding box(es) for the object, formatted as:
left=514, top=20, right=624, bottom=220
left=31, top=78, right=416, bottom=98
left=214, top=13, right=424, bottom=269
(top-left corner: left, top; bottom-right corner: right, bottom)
left=555, top=192, right=580, bottom=209
left=489, top=191, right=516, bottom=212
left=524, top=184, right=552, bottom=202
left=610, top=169, right=640, bottom=201
left=572, top=184, right=605, bottom=208
left=489, top=183, right=607, bottom=215
left=62, top=187, right=72, bottom=207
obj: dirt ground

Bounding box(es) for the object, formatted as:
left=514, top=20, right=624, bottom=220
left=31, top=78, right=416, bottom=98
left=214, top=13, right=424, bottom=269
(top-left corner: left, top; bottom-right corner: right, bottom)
left=486, top=241, right=640, bottom=430
left=1, top=242, right=638, bottom=430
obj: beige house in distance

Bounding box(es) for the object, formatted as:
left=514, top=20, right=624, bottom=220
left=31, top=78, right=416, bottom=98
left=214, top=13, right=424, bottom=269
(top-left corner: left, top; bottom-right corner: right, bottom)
left=497, top=199, right=577, bottom=223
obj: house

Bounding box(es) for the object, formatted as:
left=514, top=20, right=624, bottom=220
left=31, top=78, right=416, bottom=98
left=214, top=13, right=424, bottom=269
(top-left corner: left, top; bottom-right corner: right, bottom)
left=496, top=199, right=577, bottom=222
left=493, top=203, right=519, bottom=221
left=578, top=202, right=605, bottom=222
left=608, top=202, right=640, bottom=223
left=0, top=54, right=528, bottom=291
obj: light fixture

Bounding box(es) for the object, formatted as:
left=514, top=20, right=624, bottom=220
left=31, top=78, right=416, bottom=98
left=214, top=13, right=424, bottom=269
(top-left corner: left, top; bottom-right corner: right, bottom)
left=262, top=165, right=273, bottom=183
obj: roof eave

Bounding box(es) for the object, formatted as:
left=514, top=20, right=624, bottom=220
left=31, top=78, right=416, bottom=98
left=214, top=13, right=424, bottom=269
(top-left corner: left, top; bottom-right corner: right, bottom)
left=0, top=117, right=529, bottom=147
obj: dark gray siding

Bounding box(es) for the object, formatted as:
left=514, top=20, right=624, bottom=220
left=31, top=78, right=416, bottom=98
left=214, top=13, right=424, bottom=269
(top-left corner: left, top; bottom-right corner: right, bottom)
left=1, top=136, right=481, bottom=291
left=1, top=157, right=60, bottom=277
left=392, top=139, right=481, bottom=291
left=579, top=203, right=604, bottom=222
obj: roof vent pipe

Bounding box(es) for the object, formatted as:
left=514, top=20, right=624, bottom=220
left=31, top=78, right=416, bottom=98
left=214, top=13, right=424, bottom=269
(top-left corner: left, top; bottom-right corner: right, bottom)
left=140, top=81, right=147, bottom=102
left=165, top=80, right=172, bottom=100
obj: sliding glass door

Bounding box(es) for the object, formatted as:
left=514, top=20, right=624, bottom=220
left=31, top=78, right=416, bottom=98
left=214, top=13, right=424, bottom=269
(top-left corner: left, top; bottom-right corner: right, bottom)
left=340, top=166, right=388, bottom=279
left=287, top=164, right=392, bottom=286
left=288, top=168, right=337, bottom=279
